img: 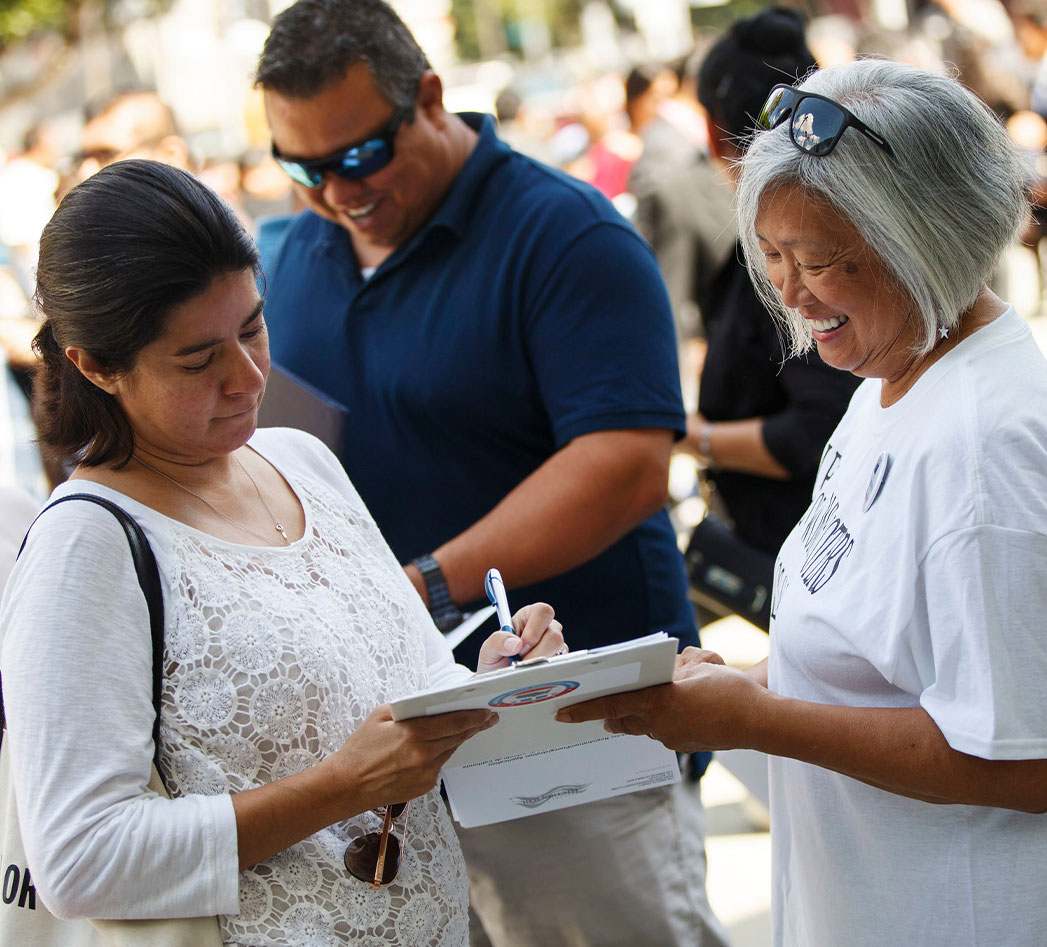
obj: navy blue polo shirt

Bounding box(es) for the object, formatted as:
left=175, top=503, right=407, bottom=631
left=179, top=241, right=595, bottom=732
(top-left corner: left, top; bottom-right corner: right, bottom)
left=263, top=113, right=698, bottom=663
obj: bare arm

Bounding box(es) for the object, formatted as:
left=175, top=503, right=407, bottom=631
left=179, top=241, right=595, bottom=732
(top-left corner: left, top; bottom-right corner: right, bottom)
left=753, top=694, right=1047, bottom=812
left=231, top=705, right=495, bottom=870
left=558, top=650, right=1047, bottom=814
left=406, top=427, right=674, bottom=605
left=677, top=413, right=789, bottom=479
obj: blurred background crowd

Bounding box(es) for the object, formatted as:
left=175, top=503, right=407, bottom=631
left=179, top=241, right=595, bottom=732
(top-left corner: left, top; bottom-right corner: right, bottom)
left=4, top=3, right=1047, bottom=942
left=3, top=0, right=1047, bottom=506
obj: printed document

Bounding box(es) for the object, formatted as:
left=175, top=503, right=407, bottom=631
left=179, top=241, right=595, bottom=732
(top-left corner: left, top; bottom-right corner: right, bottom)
left=390, top=633, right=681, bottom=827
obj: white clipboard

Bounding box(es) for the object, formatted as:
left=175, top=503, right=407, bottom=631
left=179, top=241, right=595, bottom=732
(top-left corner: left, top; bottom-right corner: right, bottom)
left=390, top=633, right=681, bottom=826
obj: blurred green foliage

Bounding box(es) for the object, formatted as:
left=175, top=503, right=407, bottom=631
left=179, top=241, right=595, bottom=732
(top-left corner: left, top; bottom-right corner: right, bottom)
left=449, top=0, right=790, bottom=64
left=451, top=0, right=585, bottom=62
left=0, top=0, right=72, bottom=46
left=0, top=0, right=173, bottom=50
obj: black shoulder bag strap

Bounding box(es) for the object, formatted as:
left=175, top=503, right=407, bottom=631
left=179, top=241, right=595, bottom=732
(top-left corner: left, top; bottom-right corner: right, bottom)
left=1, top=493, right=166, bottom=783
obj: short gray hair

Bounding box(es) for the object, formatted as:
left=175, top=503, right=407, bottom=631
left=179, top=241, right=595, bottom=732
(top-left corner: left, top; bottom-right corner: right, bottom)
left=737, top=58, right=1029, bottom=357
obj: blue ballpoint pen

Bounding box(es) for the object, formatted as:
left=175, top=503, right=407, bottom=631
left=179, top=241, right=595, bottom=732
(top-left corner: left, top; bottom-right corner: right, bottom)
left=484, top=567, right=519, bottom=664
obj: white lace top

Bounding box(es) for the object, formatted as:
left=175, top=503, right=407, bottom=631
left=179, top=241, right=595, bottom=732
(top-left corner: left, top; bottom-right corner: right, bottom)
left=1, top=428, right=472, bottom=946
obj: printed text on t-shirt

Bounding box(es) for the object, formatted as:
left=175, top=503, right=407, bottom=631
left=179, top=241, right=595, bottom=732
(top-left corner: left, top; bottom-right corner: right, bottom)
left=798, top=447, right=854, bottom=593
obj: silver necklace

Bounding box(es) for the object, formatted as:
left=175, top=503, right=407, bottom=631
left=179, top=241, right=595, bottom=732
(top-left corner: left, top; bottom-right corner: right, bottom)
left=135, top=454, right=291, bottom=545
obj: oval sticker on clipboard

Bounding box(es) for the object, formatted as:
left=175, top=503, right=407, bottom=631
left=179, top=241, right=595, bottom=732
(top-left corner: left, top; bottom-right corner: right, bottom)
left=489, top=681, right=580, bottom=707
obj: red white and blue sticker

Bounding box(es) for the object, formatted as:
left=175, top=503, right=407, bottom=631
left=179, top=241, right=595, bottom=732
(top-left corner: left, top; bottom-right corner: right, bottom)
left=489, top=681, right=580, bottom=707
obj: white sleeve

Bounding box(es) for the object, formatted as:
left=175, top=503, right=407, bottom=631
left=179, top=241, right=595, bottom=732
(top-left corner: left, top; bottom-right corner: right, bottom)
left=918, top=524, right=1047, bottom=761
left=0, top=501, right=239, bottom=919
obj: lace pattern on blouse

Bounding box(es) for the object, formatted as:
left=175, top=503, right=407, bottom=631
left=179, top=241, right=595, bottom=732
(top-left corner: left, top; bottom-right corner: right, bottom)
left=157, top=460, right=469, bottom=946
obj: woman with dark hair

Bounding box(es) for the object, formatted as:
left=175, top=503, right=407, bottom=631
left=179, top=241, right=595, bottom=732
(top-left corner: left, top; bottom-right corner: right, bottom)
left=680, top=6, right=860, bottom=628
left=0, top=159, right=563, bottom=945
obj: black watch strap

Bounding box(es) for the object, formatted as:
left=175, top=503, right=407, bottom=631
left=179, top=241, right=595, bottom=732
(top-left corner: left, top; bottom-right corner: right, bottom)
left=411, top=553, right=463, bottom=633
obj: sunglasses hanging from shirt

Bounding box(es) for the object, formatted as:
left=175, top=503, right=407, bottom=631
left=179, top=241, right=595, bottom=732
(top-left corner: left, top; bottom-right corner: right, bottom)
left=758, top=83, right=894, bottom=158
left=343, top=800, right=411, bottom=888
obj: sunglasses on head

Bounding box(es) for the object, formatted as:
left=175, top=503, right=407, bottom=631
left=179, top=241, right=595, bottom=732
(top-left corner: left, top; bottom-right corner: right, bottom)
left=344, top=800, right=411, bottom=888
left=758, top=83, right=893, bottom=158
left=272, top=104, right=411, bottom=188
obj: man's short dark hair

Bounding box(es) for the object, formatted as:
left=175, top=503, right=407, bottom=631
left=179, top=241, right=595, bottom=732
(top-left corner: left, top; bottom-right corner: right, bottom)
left=256, top=0, right=430, bottom=108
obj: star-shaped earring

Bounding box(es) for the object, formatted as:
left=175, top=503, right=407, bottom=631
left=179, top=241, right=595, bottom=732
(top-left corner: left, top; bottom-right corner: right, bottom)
left=938, top=325, right=950, bottom=340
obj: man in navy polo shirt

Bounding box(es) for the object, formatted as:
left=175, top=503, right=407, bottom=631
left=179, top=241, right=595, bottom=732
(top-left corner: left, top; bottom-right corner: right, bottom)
left=256, top=3, right=728, bottom=946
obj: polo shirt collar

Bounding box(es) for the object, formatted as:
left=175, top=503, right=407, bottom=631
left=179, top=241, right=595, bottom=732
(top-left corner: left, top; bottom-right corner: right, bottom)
left=420, top=112, right=511, bottom=241
left=308, top=112, right=510, bottom=266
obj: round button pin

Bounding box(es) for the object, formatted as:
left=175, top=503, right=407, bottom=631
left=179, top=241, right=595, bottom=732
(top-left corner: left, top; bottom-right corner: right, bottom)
left=864, top=451, right=890, bottom=512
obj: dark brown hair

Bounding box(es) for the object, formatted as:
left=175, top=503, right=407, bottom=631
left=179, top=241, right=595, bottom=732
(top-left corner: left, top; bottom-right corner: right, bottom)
left=256, top=0, right=428, bottom=109
left=33, top=159, right=259, bottom=468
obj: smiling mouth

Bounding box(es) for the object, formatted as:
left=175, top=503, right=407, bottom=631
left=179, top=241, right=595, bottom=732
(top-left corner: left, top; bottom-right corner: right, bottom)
left=810, top=315, right=849, bottom=332
left=222, top=401, right=260, bottom=420
left=346, top=200, right=379, bottom=220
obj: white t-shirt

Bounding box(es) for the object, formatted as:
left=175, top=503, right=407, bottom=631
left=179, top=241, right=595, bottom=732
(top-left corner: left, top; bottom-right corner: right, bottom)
left=768, top=306, right=1047, bottom=947
left=0, top=428, right=472, bottom=946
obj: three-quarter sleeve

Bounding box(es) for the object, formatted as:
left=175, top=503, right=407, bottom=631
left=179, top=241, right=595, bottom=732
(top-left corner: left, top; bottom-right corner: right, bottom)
left=0, top=503, right=240, bottom=919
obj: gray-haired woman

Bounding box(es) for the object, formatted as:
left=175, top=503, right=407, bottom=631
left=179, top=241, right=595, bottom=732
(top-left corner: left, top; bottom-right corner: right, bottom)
left=559, top=58, right=1047, bottom=947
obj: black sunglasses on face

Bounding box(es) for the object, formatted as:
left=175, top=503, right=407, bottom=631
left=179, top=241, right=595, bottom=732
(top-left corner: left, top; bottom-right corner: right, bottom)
left=758, top=84, right=893, bottom=158
left=272, top=104, right=411, bottom=188
left=344, top=801, right=410, bottom=888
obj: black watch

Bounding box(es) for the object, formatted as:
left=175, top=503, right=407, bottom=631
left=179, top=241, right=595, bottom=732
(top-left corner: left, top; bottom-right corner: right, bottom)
left=411, top=553, right=463, bottom=633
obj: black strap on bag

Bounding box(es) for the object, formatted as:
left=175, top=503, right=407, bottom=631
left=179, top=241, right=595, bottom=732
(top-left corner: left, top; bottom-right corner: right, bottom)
left=1, top=494, right=166, bottom=781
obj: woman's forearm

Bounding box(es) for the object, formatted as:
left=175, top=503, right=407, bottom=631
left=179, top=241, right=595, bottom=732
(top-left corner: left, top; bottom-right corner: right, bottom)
left=679, top=414, right=790, bottom=479
left=750, top=694, right=1047, bottom=813
left=561, top=659, right=1047, bottom=815
left=231, top=755, right=361, bottom=870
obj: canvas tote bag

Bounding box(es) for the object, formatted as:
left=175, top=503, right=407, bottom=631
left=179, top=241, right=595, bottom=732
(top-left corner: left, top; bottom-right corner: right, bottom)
left=0, top=494, right=223, bottom=946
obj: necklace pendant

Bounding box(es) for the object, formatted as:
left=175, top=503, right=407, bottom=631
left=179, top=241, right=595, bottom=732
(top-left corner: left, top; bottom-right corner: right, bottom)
left=275, top=522, right=288, bottom=541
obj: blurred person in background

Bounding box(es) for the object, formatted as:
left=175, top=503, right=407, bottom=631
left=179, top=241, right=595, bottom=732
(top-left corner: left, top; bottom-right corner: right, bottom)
left=198, top=154, right=254, bottom=230
left=678, top=6, right=860, bottom=629
left=564, top=71, right=646, bottom=205
left=1014, top=0, right=1047, bottom=118
left=0, top=120, right=60, bottom=293
left=5, top=88, right=192, bottom=382
left=255, top=1, right=729, bottom=945
left=25, top=88, right=197, bottom=492
left=0, top=121, right=64, bottom=496
left=238, top=146, right=303, bottom=274
left=901, top=0, right=1025, bottom=116
left=561, top=57, right=1047, bottom=947
left=0, top=120, right=61, bottom=373
left=628, top=51, right=736, bottom=382
left=624, top=62, right=677, bottom=135
left=238, top=146, right=297, bottom=222
left=71, top=89, right=191, bottom=187
left=492, top=86, right=558, bottom=167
